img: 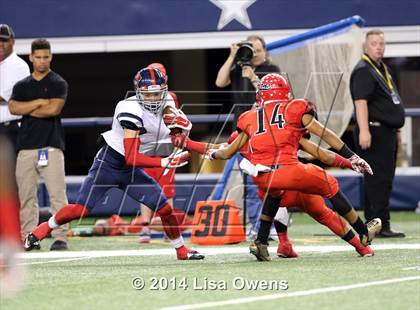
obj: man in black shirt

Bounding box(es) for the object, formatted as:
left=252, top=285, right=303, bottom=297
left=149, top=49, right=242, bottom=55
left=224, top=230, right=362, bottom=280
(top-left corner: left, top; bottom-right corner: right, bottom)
left=9, top=39, right=69, bottom=250
left=215, top=35, right=280, bottom=118
left=350, top=30, right=405, bottom=238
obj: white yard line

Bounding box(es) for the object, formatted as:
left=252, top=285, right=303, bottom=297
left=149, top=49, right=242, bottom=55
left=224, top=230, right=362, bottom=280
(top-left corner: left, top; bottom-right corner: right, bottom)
left=17, top=243, right=420, bottom=260
left=160, top=276, right=420, bottom=310
left=402, top=266, right=420, bottom=271
left=18, top=257, right=92, bottom=266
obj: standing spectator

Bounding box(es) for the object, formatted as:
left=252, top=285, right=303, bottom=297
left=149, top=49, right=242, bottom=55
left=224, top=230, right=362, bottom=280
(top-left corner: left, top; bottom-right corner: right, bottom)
left=9, top=39, right=69, bottom=250
left=215, top=35, right=280, bottom=118
left=0, top=24, right=30, bottom=150
left=350, top=29, right=405, bottom=238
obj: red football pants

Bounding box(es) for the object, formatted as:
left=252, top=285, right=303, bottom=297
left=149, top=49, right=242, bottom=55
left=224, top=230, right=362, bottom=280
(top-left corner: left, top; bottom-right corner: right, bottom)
left=254, top=163, right=339, bottom=199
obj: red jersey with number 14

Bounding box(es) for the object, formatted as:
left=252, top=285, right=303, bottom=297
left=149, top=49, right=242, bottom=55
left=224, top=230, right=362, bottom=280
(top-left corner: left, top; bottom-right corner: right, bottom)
left=236, top=99, right=315, bottom=166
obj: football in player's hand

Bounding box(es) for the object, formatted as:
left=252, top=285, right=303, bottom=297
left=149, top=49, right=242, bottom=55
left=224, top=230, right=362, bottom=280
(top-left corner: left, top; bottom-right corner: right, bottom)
left=163, top=106, right=179, bottom=133
left=163, top=106, right=176, bottom=115
left=170, top=127, right=182, bottom=135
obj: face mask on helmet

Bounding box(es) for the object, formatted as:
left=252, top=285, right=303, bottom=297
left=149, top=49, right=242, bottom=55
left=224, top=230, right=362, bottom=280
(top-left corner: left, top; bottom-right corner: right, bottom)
left=133, top=67, right=168, bottom=114
left=256, top=73, right=291, bottom=107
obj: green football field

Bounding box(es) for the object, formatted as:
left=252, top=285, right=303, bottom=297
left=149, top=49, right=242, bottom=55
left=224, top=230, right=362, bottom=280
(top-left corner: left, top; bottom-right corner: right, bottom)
left=2, top=212, right=420, bottom=310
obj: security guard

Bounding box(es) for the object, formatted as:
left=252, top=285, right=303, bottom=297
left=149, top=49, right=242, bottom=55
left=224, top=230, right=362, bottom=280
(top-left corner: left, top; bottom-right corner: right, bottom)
left=350, top=29, right=405, bottom=238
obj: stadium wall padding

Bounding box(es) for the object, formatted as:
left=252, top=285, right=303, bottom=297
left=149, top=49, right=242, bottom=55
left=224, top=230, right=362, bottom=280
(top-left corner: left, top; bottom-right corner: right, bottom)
left=37, top=173, right=420, bottom=215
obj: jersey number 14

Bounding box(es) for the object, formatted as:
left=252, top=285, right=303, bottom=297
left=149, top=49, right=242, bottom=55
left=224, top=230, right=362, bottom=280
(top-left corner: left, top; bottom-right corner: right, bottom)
left=256, top=103, right=285, bottom=135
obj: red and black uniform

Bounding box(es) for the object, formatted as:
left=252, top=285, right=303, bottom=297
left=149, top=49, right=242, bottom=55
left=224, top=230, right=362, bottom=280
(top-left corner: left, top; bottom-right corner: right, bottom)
left=237, top=99, right=339, bottom=199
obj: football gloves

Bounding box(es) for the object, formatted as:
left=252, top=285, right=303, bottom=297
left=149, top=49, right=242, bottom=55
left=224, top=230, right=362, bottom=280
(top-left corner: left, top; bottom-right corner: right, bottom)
left=161, top=150, right=191, bottom=168
left=171, top=132, right=188, bottom=148
left=203, top=149, right=217, bottom=160
left=349, top=154, right=373, bottom=175
left=163, top=109, right=192, bottom=131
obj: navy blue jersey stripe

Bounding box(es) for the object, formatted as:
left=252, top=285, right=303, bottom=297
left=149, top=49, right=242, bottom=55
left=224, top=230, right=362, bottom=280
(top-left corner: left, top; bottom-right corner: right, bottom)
left=117, top=112, right=144, bottom=126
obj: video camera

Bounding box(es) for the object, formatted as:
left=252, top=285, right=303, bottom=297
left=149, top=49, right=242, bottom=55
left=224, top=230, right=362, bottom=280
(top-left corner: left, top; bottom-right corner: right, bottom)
left=235, top=41, right=255, bottom=66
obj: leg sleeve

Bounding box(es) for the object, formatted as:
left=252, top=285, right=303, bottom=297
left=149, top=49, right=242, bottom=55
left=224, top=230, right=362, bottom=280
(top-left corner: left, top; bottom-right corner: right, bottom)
left=296, top=192, right=348, bottom=237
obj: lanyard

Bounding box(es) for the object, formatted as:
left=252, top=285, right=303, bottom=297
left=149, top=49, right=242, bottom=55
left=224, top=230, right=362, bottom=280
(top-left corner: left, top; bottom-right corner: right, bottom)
left=362, top=54, right=394, bottom=91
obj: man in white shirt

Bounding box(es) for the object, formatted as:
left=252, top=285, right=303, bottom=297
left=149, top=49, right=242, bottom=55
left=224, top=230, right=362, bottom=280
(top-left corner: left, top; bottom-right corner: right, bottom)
left=0, top=24, right=30, bottom=148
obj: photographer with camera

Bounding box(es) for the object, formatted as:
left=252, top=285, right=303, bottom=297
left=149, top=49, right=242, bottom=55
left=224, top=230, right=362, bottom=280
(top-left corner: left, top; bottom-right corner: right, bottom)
left=215, top=35, right=280, bottom=117
left=215, top=35, right=280, bottom=241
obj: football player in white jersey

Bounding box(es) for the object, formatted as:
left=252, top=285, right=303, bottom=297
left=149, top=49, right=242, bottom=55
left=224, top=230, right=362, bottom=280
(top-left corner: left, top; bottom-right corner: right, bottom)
left=136, top=63, right=184, bottom=243
left=24, top=67, right=203, bottom=260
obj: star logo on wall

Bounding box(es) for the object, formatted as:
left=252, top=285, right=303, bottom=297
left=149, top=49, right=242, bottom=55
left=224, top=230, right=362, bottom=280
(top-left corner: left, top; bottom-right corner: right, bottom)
left=210, top=0, right=257, bottom=30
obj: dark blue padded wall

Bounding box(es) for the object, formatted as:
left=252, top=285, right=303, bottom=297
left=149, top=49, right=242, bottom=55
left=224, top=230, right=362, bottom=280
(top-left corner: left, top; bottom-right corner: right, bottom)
left=37, top=173, right=420, bottom=215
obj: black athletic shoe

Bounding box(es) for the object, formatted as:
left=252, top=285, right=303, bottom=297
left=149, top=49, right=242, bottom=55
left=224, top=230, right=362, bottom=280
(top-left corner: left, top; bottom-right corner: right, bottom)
left=176, top=246, right=205, bottom=260
left=50, top=240, right=68, bottom=251
left=378, top=228, right=405, bottom=238
left=186, top=250, right=205, bottom=260
left=23, top=233, right=41, bottom=251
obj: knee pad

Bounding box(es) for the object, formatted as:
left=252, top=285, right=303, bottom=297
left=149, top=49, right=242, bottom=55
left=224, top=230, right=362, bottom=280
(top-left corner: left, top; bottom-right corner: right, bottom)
left=329, top=190, right=352, bottom=216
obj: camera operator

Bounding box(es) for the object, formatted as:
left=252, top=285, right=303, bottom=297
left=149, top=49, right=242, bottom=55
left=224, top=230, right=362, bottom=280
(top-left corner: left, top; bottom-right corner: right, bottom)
left=215, top=35, right=280, bottom=118
left=215, top=35, right=280, bottom=240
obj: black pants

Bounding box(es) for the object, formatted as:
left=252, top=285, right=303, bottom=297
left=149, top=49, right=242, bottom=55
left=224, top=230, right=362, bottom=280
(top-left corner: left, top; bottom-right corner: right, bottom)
left=354, top=124, right=397, bottom=229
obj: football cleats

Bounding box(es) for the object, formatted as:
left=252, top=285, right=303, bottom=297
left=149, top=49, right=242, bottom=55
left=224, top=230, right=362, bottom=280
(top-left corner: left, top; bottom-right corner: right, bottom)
left=277, top=241, right=299, bottom=258
left=133, top=67, right=168, bottom=114
left=256, top=73, right=291, bottom=107
left=249, top=240, right=271, bottom=261
left=360, top=218, right=382, bottom=246
left=171, top=132, right=188, bottom=148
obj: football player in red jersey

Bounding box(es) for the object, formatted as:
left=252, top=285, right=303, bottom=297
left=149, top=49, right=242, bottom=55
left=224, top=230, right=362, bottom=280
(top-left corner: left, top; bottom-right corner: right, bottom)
left=173, top=73, right=380, bottom=261
left=173, top=130, right=374, bottom=259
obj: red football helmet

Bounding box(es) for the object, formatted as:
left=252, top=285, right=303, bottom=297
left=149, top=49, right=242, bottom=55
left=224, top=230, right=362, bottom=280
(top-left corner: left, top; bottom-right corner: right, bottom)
left=256, top=73, right=291, bottom=106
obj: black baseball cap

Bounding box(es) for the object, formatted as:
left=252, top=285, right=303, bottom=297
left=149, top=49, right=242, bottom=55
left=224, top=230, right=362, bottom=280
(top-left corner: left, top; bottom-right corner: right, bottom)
left=0, top=24, right=15, bottom=40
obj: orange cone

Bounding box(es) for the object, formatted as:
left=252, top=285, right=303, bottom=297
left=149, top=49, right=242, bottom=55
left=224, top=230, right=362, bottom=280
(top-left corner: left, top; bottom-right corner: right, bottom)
left=191, top=200, right=245, bottom=245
